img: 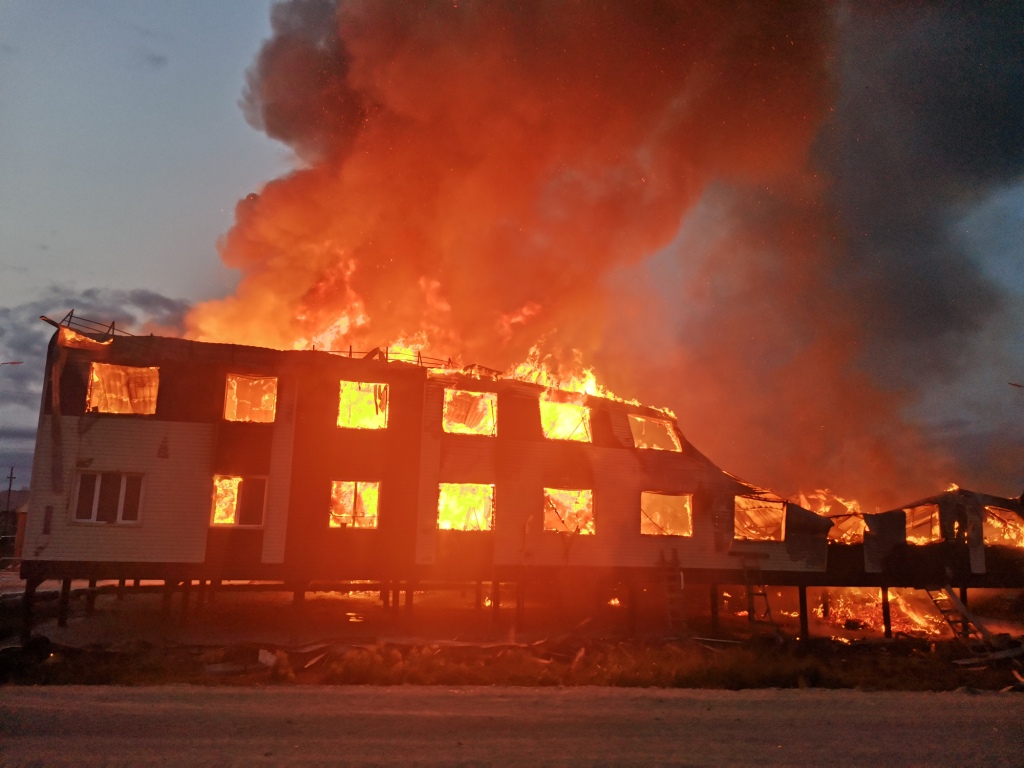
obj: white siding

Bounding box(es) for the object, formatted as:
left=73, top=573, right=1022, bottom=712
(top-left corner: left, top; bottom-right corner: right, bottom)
left=24, top=415, right=215, bottom=563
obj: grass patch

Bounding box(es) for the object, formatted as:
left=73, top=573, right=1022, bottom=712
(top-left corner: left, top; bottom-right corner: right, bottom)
left=2, top=635, right=1017, bottom=690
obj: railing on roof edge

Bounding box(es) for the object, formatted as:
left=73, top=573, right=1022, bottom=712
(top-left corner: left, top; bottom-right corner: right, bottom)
left=50, top=309, right=136, bottom=337
left=44, top=310, right=481, bottom=372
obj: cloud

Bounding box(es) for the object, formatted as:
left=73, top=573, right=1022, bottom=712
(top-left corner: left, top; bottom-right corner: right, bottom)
left=133, top=47, right=169, bottom=70
left=0, top=286, right=190, bottom=412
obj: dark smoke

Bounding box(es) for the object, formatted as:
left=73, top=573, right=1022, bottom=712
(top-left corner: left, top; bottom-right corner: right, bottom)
left=824, top=3, right=1024, bottom=386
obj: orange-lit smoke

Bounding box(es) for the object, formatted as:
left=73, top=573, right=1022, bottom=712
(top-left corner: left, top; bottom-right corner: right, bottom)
left=187, top=0, right=828, bottom=361
left=185, top=1, right=954, bottom=509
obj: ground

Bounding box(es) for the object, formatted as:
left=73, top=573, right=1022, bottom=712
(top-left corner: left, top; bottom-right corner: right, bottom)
left=1, top=686, right=1020, bottom=766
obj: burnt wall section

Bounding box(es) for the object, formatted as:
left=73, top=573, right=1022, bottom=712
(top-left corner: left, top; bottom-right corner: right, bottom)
left=22, top=331, right=863, bottom=586
left=282, top=354, right=426, bottom=581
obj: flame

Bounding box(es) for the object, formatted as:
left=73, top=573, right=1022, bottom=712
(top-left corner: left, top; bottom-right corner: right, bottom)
left=543, top=488, right=594, bottom=534
left=437, top=483, right=495, bottom=531
left=799, top=489, right=866, bottom=543
left=337, top=381, right=389, bottom=429
left=813, top=588, right=947, bottom=637
left=983, top=506, right=1024, bottom=548
left=538, top=396, right=592, bottom=442
left=224, top=374, right=278, bottom=423
left=442, top=389, right=497, bottom=436
left=330, top=480, right=379, bottom=529
left=212, top=475, right=241, bottom=525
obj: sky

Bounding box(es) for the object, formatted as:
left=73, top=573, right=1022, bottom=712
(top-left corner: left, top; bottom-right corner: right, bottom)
left=0, top=1, right=1021, bottom=506
left=0, top=1, right=283, bottom=487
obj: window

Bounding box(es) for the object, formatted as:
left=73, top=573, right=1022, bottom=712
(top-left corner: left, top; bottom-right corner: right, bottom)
left=628, top=414, right=682, bottom=451
left=73, top=472, right=143, bottom=524
left=543, top=488, right=594, bottom=535
left=330, top=480, right=380, bottom=529
left=904, top=503, right=942, bottom=544
left=437, top=483, right=494, bottom=531
left=539, top=395, right=591, bottom=442
left=640, top=492, right=692, bottom=536
left=338, top=381, right=389, bottom=429
left=211, top=475, right=266, bottom=526
left=734, top=495, right=786, bottom=541
left=86, top=363, right=159, bottom=415
left=983, top=506, right=1024, bottom=548
left=443, top=389, right=497, bottom=436
left=224, top=374, right=278, bottom=423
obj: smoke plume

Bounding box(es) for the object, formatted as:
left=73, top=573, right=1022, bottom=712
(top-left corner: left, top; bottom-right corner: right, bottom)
left=186, top=1, right=1023, bottom=507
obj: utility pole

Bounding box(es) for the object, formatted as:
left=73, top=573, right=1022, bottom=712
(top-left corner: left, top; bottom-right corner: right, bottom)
left=1, top=467, right=13, bottom=565
left=4, top=466, right=13, bottom=515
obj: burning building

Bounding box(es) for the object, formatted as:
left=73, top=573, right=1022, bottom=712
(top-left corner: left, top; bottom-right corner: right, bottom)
left=18, top=315, right=1024, bottom=640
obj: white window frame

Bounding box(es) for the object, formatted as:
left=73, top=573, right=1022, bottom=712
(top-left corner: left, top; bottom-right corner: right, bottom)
left=72, top=471, right=144, bottom=525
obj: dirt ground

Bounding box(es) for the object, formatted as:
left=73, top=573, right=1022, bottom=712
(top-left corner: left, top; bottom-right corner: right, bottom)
left=1, top=685, right=1021, bottom=767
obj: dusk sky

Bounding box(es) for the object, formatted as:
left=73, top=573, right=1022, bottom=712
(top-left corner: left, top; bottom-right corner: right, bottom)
left=1, top=1, right=283, bottom=486
left=0, top=2, right=1021, bottom=505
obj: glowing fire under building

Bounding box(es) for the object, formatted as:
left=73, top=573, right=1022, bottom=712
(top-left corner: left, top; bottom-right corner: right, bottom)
left=18, top=317, right=1024, bottom=637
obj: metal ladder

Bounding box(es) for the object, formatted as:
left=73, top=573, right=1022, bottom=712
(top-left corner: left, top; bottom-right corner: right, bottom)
left=659, top=550, right=687, bottom=637
left=925, top=586, right=994, bottom=654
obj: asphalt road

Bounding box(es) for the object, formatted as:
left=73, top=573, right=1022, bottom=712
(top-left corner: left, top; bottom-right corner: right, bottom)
left=1, top=686, right=1020, bottom=766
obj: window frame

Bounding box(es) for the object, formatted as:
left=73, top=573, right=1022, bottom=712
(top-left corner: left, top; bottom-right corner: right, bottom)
left=210, top=474, right=268, bottom=528
left=538, top=398, right=592, bottom=442
left=85, top=362, right=160, bottom=416
left=733, top=495, right=787, bottom=542
left=337, top=380, right=390, bottom=430
left=627, top=414, right=683, bottom=452
left=639, top=491, right=693, bottom=537
left=442, top=388, right=498, bottom=436
left=223, top=373, right=279, bottom=423
left=542, top=487, right=595, bottom=535
left=436, top=482, right=496, bottom=531
left=329, top=479, right=381, bottom=530
left=71, top=471, right=145, bottom=525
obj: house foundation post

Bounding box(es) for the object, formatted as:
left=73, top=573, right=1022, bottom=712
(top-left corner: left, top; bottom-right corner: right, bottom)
left=709, top=583, right=720, bottom=636
left=515, top=580, right=526, bottom=631
left=627, top=582, right=638, bottom=638
left=85, top=578, right=97, bottom=614
left=180, top=580, right=191, bottom=622
left=21, top=576, right=43, bottom=644
left=798, top=585, right=810, bottom=641
left=881, top=586, right=892, bottom=639
left=161, top=580, right=175, bottom=615
left=57, top=578, right=72, bottom=627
